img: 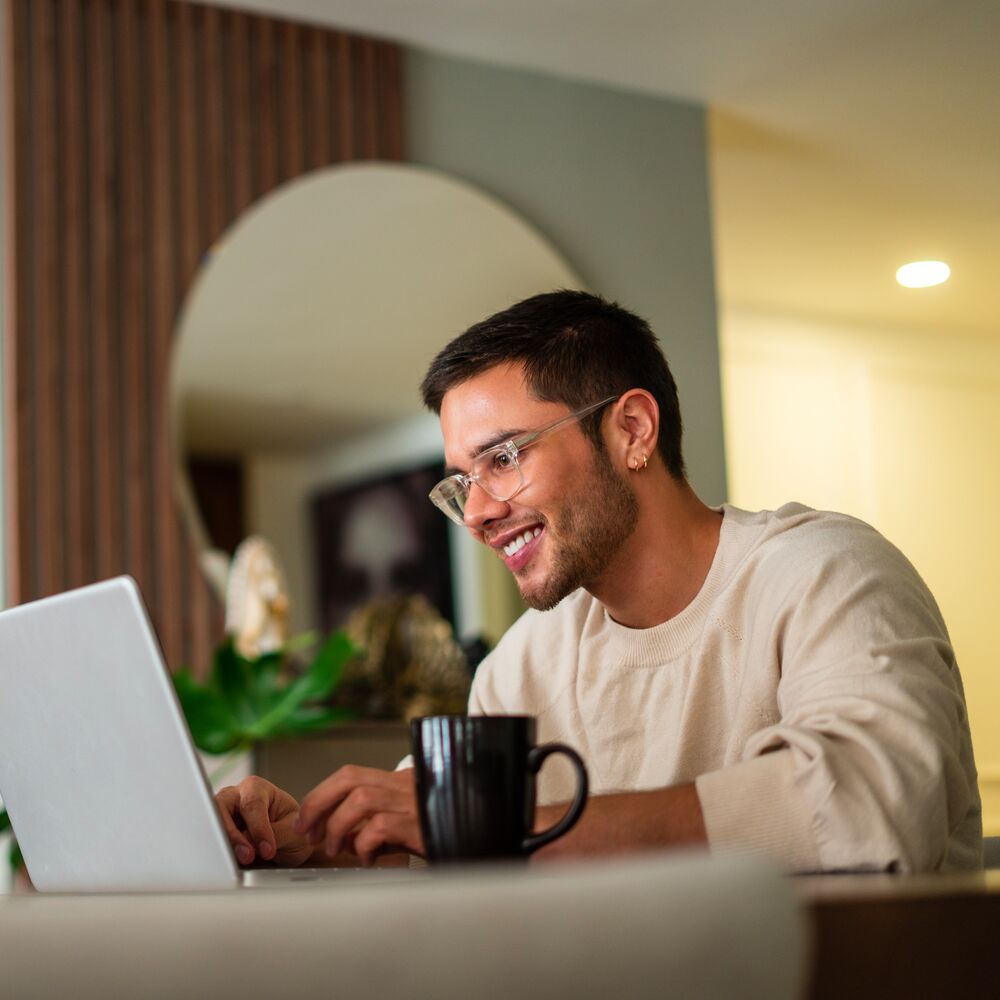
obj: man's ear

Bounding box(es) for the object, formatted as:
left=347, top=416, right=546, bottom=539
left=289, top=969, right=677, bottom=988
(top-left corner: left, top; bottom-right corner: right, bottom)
left=607, top=390, right=659, bottom=470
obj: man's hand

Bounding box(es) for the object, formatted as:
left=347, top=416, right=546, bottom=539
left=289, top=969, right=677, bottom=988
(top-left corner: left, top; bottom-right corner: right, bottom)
left=294, top=765, right=424, bottom=866
left=215, top=776, right=315, bottom=867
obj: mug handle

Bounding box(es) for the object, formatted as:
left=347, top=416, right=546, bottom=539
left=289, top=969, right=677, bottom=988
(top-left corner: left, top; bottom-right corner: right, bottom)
left=521, top=743, right=589, bottom=855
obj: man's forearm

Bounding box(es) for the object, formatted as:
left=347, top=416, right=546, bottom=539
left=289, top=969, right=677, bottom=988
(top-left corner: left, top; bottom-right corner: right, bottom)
left=533, top=783, right=708, bottom=860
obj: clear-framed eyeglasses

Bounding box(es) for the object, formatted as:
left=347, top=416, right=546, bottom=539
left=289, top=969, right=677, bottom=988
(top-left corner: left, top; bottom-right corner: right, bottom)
left=429, top=395, right=618, bottom=526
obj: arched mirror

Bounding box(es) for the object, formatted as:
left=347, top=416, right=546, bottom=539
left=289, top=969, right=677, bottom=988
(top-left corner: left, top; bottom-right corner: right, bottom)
left=170, top=162, right=583, bottom=646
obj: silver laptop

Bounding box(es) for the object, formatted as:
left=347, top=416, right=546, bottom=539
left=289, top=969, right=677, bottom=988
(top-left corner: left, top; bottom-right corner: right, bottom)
left=0, top=576, right=419, bottom=892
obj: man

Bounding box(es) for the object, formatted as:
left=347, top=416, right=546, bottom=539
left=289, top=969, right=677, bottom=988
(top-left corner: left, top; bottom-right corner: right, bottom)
left=218, top=290, right=982, bottom=873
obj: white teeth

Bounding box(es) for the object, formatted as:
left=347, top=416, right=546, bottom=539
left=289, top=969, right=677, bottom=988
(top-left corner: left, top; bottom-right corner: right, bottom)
left=503, top=527, right=542, bottom=557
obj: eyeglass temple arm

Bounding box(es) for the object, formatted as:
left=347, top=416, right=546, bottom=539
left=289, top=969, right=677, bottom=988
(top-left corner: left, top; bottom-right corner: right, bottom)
left=514, top=395, right=618, bottom=450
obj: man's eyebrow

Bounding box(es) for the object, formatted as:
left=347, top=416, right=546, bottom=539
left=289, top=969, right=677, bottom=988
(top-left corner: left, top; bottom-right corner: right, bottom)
left=444, top=428, right=525, bottom=478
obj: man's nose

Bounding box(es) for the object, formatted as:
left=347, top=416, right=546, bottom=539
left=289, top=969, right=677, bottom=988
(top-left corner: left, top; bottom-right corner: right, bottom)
left=463, top=482, right=510, bottom=533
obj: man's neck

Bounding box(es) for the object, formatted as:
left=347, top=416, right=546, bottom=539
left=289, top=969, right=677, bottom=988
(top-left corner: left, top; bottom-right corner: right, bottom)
left=588, top=477, right=723, bottom=629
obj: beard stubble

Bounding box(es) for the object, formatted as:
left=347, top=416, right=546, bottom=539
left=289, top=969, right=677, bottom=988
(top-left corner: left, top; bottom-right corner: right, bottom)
left=517, top=445, right=640, bottom=611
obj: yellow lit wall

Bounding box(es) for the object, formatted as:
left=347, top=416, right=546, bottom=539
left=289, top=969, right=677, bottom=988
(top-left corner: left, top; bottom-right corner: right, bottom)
left=721, top=306, right=1000, bottom=835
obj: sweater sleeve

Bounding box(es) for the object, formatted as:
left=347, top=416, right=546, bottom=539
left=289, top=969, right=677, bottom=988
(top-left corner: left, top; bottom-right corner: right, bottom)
left=697, top=526, right=980, bottom=873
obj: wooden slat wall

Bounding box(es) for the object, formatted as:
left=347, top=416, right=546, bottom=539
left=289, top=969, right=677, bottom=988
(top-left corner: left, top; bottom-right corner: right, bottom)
left=3, top=0, right=404, bottom=669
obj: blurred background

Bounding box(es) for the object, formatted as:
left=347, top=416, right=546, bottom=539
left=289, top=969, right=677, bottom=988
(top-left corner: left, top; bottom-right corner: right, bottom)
left=1, top=0, right=997, bottom=832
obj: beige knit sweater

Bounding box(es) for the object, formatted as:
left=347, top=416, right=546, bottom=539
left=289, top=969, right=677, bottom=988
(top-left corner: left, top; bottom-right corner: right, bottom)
left=468, top=503, right=982, bottom=873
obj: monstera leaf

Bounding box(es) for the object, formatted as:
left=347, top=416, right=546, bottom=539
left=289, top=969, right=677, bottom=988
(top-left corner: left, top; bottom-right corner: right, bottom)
left=173, top=631, right=356, bottom=755
left=0, top=806, right=22, bottom=873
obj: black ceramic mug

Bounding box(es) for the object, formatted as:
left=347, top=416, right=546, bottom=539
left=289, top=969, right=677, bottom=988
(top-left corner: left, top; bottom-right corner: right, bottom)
left=410, top=715, right=589, bottom=863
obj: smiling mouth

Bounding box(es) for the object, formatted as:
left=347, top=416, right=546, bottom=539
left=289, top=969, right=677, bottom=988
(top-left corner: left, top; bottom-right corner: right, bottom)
left=502, top=526, right=542, bottom=557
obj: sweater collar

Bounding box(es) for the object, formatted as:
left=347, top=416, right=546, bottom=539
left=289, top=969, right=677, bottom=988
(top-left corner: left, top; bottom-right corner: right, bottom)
left=597, top=504, right=764, bottom=665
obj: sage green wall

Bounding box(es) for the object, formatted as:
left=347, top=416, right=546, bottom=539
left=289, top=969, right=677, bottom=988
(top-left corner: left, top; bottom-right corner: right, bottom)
left=404, top=50, right=727, bottom=504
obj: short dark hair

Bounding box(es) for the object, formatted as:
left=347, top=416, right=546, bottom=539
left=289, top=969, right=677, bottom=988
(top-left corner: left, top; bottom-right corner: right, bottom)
left=420, top=290, right=686, bottom=479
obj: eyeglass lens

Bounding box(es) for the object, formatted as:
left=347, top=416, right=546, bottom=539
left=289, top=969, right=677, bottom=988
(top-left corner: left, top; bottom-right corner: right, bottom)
left=470, top=444, right=523, bottom=501
left=434, top=479, right=469, bottom=525
left=435, top=449, right=523, bottom=524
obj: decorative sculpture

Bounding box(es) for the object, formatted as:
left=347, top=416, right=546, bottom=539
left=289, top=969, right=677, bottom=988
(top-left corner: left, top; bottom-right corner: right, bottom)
left=340, top=594, right=472, bottom=722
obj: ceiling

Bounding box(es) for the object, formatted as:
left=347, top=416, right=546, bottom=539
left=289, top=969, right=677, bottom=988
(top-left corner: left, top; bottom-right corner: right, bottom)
left=207, top=0, right=999, bottom=336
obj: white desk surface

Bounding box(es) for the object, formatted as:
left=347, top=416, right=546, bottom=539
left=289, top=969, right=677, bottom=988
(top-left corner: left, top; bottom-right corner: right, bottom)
left=0, top=853, right=805, bottom=1000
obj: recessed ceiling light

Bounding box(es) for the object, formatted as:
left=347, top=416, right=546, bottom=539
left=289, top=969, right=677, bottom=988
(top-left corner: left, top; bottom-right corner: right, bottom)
left=896, top=260, right=950, bottom=288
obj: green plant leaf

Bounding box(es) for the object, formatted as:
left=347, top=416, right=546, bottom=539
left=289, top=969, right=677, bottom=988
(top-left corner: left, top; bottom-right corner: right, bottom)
left=248, top=650, right=283, bottom=709
left=1, top=809, right=19, bottom=873
left=173, top=631, right=355, bottom=749
left=244, top=632, right=356, bottom=740
left=294, top=631, right=355, bottom=702
left=173, top=666, right=205, bottom=696
left=213, top=641, right=258, bottom=727
left=173, top=670, right=239, bottom=754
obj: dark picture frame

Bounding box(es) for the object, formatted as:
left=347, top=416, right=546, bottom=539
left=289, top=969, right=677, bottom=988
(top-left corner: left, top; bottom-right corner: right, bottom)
left=312, top=462, right=454, bottom=632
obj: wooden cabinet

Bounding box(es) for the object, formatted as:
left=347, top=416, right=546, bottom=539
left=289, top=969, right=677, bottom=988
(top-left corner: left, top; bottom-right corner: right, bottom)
left=254, top=723, right=411, bottom=801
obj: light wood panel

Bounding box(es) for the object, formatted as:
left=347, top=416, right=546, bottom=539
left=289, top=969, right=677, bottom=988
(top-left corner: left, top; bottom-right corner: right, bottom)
left=3, top=0, right=404, bottom=669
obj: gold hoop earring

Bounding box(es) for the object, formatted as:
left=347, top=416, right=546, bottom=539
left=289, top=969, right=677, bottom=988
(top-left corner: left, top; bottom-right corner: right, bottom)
left=630, top=453, right=648, bottom=472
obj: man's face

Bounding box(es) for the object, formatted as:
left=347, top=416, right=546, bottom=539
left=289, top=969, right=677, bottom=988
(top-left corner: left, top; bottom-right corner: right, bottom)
left=439, top=364, right=638, bottom=610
